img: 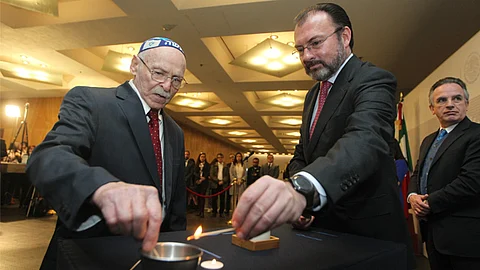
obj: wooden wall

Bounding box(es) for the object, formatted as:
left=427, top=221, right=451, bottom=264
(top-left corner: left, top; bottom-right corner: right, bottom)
left=0, top=97, right=242, bottom=158
left=180, top=123, right=243, bottom=163
left=0, top=97, right=63, bottom=147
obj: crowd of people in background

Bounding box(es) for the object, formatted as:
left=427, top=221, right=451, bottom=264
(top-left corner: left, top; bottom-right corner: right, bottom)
left=184, top=151, right=283, bottom=218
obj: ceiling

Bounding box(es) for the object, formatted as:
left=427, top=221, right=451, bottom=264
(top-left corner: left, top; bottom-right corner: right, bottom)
left=1, top=0, right=479, bottom=153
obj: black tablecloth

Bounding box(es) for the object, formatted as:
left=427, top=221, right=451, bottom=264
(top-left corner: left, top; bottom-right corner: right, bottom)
left=57, top=225, right=407, bottom=270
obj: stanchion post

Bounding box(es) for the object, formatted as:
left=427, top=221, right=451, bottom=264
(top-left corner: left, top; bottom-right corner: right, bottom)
left=227, top=178, right=237, bottom=225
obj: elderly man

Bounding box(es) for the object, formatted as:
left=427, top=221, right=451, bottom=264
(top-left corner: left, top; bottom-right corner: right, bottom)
left=408, top=77, right=480, bottom=270
left=233, top=3, right=414, bottom=269
left=27, top=37, right=187, bottom=269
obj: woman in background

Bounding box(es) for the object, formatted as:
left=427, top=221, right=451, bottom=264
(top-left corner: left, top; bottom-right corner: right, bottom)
left=229, top=152, right=246, bottom=204
left=194, top=152, right=210, bottom=218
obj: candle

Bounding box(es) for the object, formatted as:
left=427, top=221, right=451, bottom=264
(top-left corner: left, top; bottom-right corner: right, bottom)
left=201, top=259, right=224, bottom=269
left=250, top=230, right=271, bottom=242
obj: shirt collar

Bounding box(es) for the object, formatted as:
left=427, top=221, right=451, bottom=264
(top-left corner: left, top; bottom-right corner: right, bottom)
left=441, top=123, right=459, bottom=134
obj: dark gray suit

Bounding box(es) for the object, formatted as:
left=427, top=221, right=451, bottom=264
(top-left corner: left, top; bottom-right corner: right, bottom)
left=408, top=117, right=480, bottom=259
left=27, top=82, right=186, bottom=269
left=260, top=163, right=279, bottom=179
left=289, top=55, right=414, bottom=268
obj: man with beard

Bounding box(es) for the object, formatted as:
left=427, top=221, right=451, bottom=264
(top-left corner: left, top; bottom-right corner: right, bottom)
left=27, top=37, right=187, bottom=269
left=233, top=3, right=415, bottom=269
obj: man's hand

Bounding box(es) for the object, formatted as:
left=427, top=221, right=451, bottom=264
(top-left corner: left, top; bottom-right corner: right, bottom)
left=409, top=194, right=430, bottom=217
left=92, top=182, right=162, bottom=252
left=232, top=176, right=306, bottom=240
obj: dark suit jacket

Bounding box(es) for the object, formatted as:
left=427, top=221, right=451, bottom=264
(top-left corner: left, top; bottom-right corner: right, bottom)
left=289, top=55, right=414, bottom=268
left=247, top=165, right=261, bottom=186
left=408, top=117, right=480, bottom=258
left=194, top=162, right=210, bottom=192
left=260, top=163, right=279, bottom=178
left=26, top=83, right=186, bottom=267
left=185, top=158, right=195, bottom=188
left=0, top=139, right=6, bottom=158
left=209, top=163, right=230, bottom=189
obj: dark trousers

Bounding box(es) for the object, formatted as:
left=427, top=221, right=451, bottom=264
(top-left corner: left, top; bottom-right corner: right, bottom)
left=225, top=193, right=231, bottom=215
left=426, top=228, right=480, bottom=270
left=211, top=186, right=225, bottom=214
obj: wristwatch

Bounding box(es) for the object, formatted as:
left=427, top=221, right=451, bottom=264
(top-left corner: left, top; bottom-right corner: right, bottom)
left=290, top=174, right=318, bottom=210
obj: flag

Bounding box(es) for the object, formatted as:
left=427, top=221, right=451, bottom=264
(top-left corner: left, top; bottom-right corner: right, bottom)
left=395, top=94, right=413, bottom=218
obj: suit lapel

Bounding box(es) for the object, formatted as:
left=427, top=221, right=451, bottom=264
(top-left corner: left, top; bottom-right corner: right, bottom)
left=162, top=112, right=175, bottom=206
left=305, top=56, right=360, bottom=156
left=431, top=118, right=470, bottom=167
left=116, top=82, right=160, bottom=189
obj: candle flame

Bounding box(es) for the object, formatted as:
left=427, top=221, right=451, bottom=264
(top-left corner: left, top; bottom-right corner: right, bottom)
left=212, top=259, right=217, bottom=264
left=187, top=225, right=203, bottom=241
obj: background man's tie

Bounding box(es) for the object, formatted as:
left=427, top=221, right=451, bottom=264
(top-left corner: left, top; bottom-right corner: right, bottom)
left=148, top=110, right=163, bottom=191
left=310, top=81, right=332, bottom=139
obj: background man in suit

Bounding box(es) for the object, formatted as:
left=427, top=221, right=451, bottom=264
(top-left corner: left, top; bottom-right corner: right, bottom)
left=408, top=77, right=480, bottom=270
left=184, top=150, right=196, bottom=210
left=26, top=37, right=187, bottom=269
left=233, top=3, right=414, bottom=269
left=260, top=154, right=279, bottom=179
left=209, top=153, right=230, bottom=217
left=247, top=157, right=261, bottom=186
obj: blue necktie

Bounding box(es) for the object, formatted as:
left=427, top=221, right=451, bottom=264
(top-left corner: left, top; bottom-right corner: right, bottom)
left=419, top=129, right=448, bottom=194
left=436, top=129, right=447, bottom=141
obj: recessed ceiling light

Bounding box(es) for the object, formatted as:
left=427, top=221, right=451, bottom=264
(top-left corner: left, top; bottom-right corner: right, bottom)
left=127, top=46, right=135, bottom=51
left=279, top=119, right=302, bottom=126
left=20, top=55, right=28, bottom=59
left=287, top=41, right=294, bottom=46
left=252, top=145, right=264, bottom=148
left=264, top=48, right=281, bottom=59
left=266, top=61, right=284, bottom=70
left=208, top=119, right=232, bottom=125
left=286, top=131, right=301, bottom=137
left=22, top=61, right=29, bottom=65
left=258, top=149, right=270, bottom=152
left=228, top=131, right=247, bottom=136
left=270, top=35, right=279, bottom=40
left=242, top=139, right=256, bottom=143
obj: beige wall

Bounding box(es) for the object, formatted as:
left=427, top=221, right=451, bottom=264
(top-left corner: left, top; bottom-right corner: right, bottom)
left=403, top=31, right=480, bottom=166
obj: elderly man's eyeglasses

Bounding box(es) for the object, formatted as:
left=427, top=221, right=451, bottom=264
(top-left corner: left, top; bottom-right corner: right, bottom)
left=137, top=56, right=187, bottom=89
left=294, top=26, right=344, bottom=55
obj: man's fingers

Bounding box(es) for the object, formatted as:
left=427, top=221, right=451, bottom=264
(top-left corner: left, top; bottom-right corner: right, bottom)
left=142, top=192, right=162, bottom=252
left=232, top=178, right=271, bottom=229
left=236, top=184, right=280, bottom=239
left=132, top=196, right=148, bottom=240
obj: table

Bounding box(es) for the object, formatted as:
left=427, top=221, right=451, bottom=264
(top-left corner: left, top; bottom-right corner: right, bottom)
left=0, top=162, right=26, bottom=173
left=57, top=225, right=407, bottom=270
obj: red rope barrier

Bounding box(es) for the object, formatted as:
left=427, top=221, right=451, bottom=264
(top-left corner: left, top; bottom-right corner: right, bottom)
left=186, top=185, right=232, bottom=198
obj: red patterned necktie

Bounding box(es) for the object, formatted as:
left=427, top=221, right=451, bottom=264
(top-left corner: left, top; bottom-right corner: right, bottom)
left=148, top=110, right=163, bottom=189
left=309, top=81, right=332, bottom=139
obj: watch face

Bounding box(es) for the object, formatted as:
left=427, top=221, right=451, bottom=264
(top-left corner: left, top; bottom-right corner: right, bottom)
left=294, top=176, right=312, bottom=190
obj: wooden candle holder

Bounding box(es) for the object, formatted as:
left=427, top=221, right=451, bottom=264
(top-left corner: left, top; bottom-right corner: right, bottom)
left=231, top=234, right=280, bottom=251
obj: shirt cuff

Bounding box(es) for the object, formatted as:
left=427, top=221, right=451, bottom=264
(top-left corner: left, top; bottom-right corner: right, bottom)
left=406, top=193, right=417, bottom=204
left=295, top=171, right=327, bottom=211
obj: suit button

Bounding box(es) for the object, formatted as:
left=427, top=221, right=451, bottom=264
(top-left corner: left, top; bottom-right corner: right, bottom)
left=340, top=184, right=348, bottom=191
left=346, top=181, right=353, bottom=187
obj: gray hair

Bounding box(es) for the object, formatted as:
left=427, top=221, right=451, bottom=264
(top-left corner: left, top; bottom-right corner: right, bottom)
left=429, top=77, right=469, bottom=106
